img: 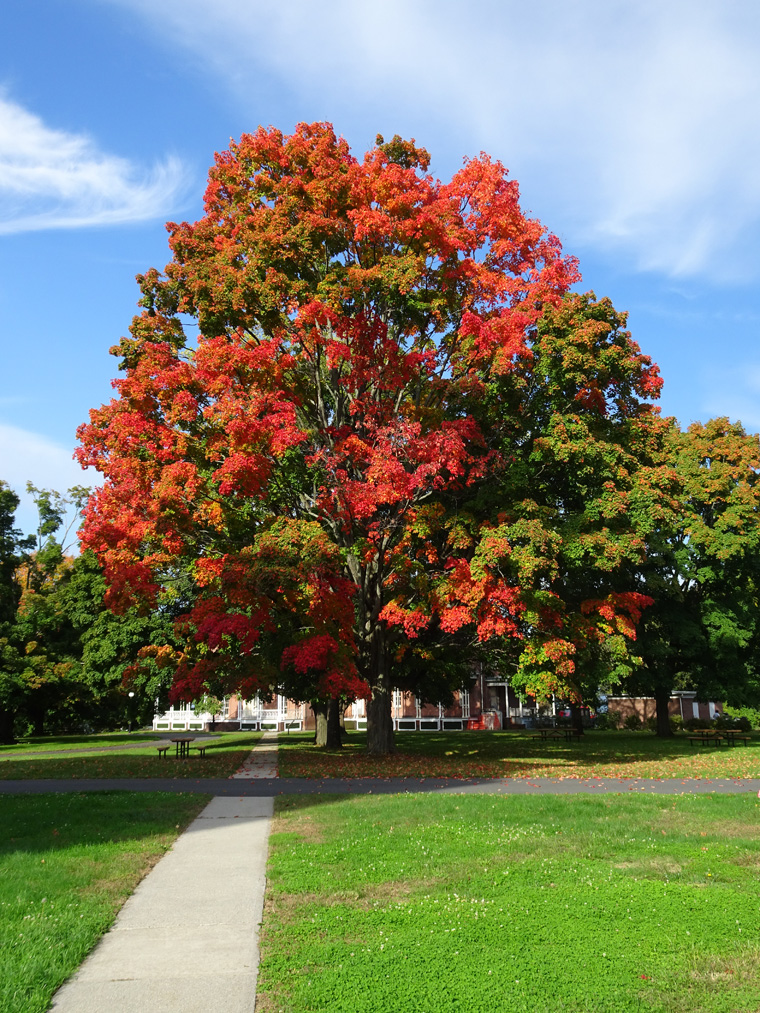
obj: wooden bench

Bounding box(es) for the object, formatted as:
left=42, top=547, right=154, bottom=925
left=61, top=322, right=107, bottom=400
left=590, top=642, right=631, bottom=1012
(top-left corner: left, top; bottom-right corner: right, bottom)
left=194, top=744, right=210, bottom=758
left=720, top=733, right=751, bottom=746
left=156, top=744, right=170, bottom=758
left=688, top=734, right=724, bottom=747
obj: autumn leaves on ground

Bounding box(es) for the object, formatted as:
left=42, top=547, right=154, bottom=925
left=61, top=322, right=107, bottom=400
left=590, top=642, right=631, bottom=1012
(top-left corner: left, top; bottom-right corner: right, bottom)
left=3, top=729, right=760, bottom=781
left=277, top=730, right=760, bottom=780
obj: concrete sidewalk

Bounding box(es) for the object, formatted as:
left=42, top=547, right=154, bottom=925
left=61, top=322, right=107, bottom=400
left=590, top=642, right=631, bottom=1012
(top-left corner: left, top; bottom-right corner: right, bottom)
left=49, top=795, right=273, bottom=1013
left=231, top=729, right=278, bottom=778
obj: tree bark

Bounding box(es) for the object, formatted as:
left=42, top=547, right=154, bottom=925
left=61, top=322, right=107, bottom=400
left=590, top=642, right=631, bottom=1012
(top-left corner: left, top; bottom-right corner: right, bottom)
left=367, top=676, right=395, bottom=754
left=314, top=705, right=327, bottom=746
left=654, top=685, right=674, bottom=737
left=0, top=706, right=16, bottom=745
left=326, top=696, right=342, bottom=748
left=570, top=703, right=585, bottom=736
left=363, top=622, right=395, bottom=754
left=313, top=700, right=343, bottom=748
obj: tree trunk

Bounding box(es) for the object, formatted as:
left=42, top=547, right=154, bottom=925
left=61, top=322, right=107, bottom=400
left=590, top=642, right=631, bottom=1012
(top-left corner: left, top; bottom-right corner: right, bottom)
left=32, top=709, right=45, bottom=737
left=361, top=614, right=396, bottom=754
left=326, top=696, right=342, bottom=748
left=367, top=676, right=395, bottom=754
left=570, top=703, right=585, bottom=736
left=314, top=706, right=328, bottom=746
left=313, top=700, right=342, bottom=748
left=654, top=685, right=674, bottom=737
left=0, top=706, right=16, bottom=745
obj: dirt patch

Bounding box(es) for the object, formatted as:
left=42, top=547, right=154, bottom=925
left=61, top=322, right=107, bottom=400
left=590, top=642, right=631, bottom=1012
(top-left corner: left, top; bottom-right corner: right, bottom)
left=640, top=945, right=760, bottom=1011
left=265, top=879, right=424, bottom=925
left=655, top=812, right=760, bottom=842
left=727, top=851, right=760, bottom=869
left=688, top=945, right=760, bottom=987
left=612, top=857, right=684, bottom=877
left=271, top=811, right=326, bottom=844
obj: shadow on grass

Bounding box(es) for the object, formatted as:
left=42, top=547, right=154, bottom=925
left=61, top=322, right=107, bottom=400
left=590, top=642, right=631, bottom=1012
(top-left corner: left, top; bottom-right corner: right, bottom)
left=0, top=740, right=260, bottom=780
left=1, top=790, right=211, bottom=855
left=275, top=729, right=760, bottom=778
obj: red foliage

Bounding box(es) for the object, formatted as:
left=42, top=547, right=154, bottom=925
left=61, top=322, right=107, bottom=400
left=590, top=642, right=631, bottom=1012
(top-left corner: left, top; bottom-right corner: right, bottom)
left=76, top=123, right=658, bottom=713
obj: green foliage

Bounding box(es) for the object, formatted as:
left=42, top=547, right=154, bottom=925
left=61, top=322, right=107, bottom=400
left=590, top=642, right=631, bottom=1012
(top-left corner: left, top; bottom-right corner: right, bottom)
left=628, top=419, right=760, bottom=730
left=192, top=694, right=222, bottom=717
left=596, top=708, right=622, bottom=730
left=465, top=292, right=670, bottom=704
left=723, top=706, right=760, bottom=729
left=0, top=482, right=34, bottom=742
left=714, top=713, right=752, bottom=731
left=624, top=713, right=643, bottom=730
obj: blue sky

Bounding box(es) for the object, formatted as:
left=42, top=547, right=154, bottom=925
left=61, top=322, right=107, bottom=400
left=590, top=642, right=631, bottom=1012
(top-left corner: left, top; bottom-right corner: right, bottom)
left=2, top=0, right=760, bottom=535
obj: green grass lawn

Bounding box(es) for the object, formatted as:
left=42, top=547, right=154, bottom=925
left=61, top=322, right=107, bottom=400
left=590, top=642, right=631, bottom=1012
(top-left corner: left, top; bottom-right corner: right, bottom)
left=277, top=730, right=760, bottom=780
left=0, top=731, right=261, bottom=779
left=0, top=791, right=210, bottom=1013
left=0, top=731, right=169, bottom=754
left=258, top=793, right=760, bottom=1012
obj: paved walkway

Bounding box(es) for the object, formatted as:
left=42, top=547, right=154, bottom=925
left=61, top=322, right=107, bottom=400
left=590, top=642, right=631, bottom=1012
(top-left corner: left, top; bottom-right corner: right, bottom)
left=3, top=775, right=760, bottom=795
left=49, top=795, right=273, bottom=1013
left=230, top=729, right=278, bottom=778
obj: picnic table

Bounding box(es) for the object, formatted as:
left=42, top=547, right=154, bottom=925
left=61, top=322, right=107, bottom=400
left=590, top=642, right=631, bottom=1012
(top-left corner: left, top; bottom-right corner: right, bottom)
left=532, top=727, right=583, bottom=743
left=154, top=735, right=221, bottom=759
left=716, top=729, right=752, bottom=746
left=170, top=735, right=195, bottom=758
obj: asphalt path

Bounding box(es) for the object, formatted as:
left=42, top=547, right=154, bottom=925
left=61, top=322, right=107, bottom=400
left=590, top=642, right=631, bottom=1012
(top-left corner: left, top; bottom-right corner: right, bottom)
left=2, top=776, right=760, bottom=795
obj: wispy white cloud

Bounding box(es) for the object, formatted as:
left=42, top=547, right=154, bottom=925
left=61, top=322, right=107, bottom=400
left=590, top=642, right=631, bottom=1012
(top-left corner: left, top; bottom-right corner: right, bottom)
left=0, top=94, right=189, bottom=233
left=99, top=0, right=760, bottom=280
left=0, top=423, right=96, bottom=539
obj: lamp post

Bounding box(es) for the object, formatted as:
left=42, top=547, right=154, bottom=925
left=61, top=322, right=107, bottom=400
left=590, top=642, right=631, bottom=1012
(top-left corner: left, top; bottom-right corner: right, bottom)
left=128, top=691, right=135, bottom=733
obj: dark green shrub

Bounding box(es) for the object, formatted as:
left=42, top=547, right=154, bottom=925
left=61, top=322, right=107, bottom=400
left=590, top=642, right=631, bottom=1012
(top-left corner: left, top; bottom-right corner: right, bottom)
left=685, top=717, right=712, bottom=730
left=724, top=706, right=760, bottom=729
left=624, top=714, right=642, bottom=731
left=715, top=714, right=752, bottom=731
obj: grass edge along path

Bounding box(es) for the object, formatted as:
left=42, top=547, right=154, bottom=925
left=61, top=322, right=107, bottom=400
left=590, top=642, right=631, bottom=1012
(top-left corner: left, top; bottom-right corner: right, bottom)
left=0, top=790, right=211, bottom=1013
left=257, top=792, right=760, bottom=1013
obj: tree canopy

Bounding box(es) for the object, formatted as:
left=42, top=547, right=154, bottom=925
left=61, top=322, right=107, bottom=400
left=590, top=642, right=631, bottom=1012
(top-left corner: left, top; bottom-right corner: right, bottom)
left=627, top=417, right=760, bottom=733
left=76, top=123, right=687, bottom=751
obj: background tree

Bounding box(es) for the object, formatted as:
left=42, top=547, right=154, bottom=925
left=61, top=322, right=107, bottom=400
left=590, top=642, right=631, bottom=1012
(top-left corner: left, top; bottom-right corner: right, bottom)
left=11, top=486, right=91, bottom=735
left=61, top=548, right=186, bottom=730
left=0, top=482, right=33, bottom=743
left=628, top=417, right=760, bottom=735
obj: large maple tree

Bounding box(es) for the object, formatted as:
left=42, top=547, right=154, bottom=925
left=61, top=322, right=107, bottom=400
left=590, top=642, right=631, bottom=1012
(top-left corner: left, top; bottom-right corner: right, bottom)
left=77, top=123, right=661, bottom=752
